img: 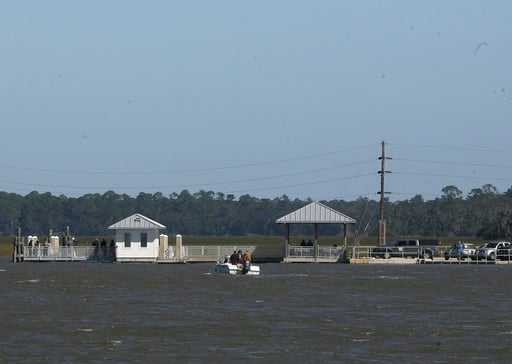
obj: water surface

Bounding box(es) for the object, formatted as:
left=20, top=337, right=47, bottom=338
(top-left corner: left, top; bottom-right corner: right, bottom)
left=1, top=258, right=511, bottom=363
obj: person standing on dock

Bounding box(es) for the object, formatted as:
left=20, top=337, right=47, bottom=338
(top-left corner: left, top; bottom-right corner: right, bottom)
left=35, top=240, right=40, bottom=257
left=100, top=238, right=107, bottom=258
left=92, top=238, right=99, bottom=259
left=457, top=241, right=464, bottom=260
left=109, top=240, right=116, bottom=260
left=28, top=239, right=33, bottom=256
left=43, top=239, right=49, bottom=257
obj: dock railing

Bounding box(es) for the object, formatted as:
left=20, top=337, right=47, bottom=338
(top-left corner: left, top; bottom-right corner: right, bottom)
left=284, top=245, right=345, bottom=262
left=182, top=246, right=257, bottom=262
left=353, top=245, right=437, bottom=259
left=351, top=245, right=512, bottom=264
left=23, top=246, right=97, bottom=261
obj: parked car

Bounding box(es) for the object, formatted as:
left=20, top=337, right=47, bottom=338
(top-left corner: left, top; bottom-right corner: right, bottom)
left=497, top=245, right=512, bottom=261
left=473, top=241, right=511, bottom=261
left=444, top=242, right=476, bottom=261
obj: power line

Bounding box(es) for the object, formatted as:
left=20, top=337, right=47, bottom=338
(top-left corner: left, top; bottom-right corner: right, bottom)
left=394, top=171, right=512, bottom=182
left=394, top=158, right=512, bottom=170
left=6, top=141, right=508, bottom=200
left=390, top=143, right=512, bottom=154
left=224, top=173, right=376, bottom=195
left=389, top=192, right=444, bottom=198
left=0, top=143, right=378, bottom=176
left=0, top=160, right=377, bottom=192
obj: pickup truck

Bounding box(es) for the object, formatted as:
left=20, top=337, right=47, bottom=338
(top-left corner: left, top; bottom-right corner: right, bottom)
left=497, top=244, right=512, bottom=261
left=371, top=239, right=441, bottom=260
left=473, top=241, right=511, bottom=261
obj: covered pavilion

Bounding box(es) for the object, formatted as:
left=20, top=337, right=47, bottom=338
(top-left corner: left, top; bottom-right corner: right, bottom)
left=275, top=201, right=357, bottom=262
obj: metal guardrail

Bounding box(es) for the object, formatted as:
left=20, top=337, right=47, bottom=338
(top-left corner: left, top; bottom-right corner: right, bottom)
left=288, top=246, right=314, bottom=257
left=23, top=246, right=97, bottom=261
left=349, top=245, right=443, bottom=259
left=19, top=244, right=512, bottom=264
left=288, top=246, right=344, bottom=260
left=349, top=245, right=512, bottom=264
left=362, top=246, right=425, bottom=259
left=20, top=245, right=255, bottom=263
left=182, top=246, right=257, bottom=261
left=495, top=250, right=512, bottom=263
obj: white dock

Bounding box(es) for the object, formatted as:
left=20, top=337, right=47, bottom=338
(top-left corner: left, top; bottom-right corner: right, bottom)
left=18, top=246, right=115, bottom=262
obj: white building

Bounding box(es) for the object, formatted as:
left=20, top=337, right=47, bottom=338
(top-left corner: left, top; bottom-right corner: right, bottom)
left=108, top=213, right=166, bottom=263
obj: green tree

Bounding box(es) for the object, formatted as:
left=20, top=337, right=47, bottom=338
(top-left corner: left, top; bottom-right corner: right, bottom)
left=442, top=185, right=463, bottom=201
left=0, top=192, right=22, bottom=235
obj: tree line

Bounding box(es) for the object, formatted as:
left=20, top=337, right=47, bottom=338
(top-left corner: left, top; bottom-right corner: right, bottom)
left=0, top=184, right=511, bottom=240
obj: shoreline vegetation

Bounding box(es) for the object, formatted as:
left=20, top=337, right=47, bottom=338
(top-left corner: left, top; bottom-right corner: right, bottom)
left=1, top=185, right=510, bottom=240
left=0, top=235, right=485, bottom=259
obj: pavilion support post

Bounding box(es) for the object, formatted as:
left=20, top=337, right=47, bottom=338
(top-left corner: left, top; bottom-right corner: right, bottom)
left=285, top=224, right=290, bottom=259
left=314, top=223, right=319, bottom=262
left=343, top=223, right=347, bottom=249
left=343, top=223, right=350, bottom=262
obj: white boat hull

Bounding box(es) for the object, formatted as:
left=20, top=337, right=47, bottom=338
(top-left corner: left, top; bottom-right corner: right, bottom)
left=214, top=262, right=260, bottom=276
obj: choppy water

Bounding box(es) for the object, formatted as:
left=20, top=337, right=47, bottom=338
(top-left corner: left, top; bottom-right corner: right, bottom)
left=1, top=257, right=511, bottom=363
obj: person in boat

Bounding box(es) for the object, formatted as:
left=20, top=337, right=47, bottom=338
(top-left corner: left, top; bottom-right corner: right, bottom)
left=229, top=250, right=238, bottom=265
left=241, top=250, right=252, bottom=274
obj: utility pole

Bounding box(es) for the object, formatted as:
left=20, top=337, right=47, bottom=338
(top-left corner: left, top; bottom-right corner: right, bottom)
left=378, top=140, right=391, bottom=245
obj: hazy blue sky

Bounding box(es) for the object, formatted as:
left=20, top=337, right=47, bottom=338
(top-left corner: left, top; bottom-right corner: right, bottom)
left=1, top=1, right=511, bottom=201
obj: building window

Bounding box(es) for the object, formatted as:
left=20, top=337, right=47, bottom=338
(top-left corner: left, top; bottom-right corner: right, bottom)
left=141, top=233, right=148, bottom=248
left=124, top=233, right=131, bottom=248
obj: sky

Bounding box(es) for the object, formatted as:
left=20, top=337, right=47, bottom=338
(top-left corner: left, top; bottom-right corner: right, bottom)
left=1, top=1, right=511, bottom=202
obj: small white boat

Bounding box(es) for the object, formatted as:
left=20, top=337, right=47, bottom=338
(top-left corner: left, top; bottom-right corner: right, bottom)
left=214, top=261, right=260, bottom=276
